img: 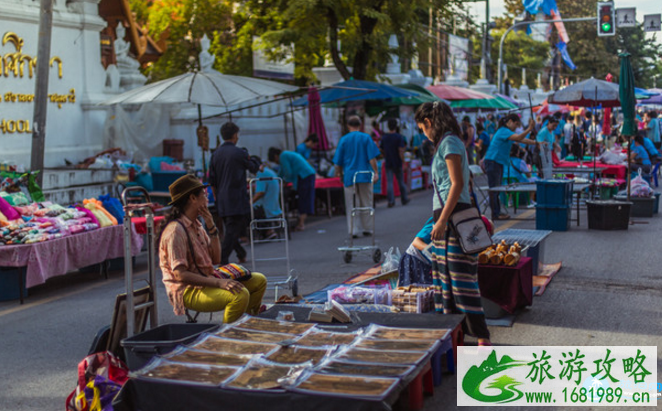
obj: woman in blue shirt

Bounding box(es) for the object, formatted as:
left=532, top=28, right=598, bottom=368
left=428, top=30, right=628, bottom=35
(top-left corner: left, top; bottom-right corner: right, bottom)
left=268, top=148, right=316, bottom=231
left=482, top=113, right=538, bottom=220
left=415, top=101, right=491, bottom=346
left=630, top=135, right=652, bottom=174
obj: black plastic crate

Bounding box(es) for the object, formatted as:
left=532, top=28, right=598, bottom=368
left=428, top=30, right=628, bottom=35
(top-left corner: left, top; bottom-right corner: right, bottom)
left=121, top=323, right=219, bottom=370
left=613, top=195, right=655, bottom=218
left=586, top=200, right=631, bottom=230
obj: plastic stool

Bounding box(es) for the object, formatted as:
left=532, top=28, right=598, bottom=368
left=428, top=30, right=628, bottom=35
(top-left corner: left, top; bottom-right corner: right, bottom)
left=431, top=338, right=454, bottom=386
left=407, top=362, right=433, bottom=411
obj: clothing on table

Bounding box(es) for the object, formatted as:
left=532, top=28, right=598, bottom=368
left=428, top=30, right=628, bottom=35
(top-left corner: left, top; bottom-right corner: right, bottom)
left=159, top=215, right=214, bottom=316
left=477, top=131, right=490, bottom=159
left=431, top=134, right=472, bottom=211
left=209, top=141, right=260, bottom=217
left=380, top=132, right=406, bottom=170
left=277, top=151, right=316, bottom=190
left=484, top=127, right=516, bottom=167
left=343, top=183, right=373, bottom=236
left=183, top=273, right=267, bottom=324
left=333, top=131, right=381, bottom=187
left=484, top=159, right=504, bottom=218
left=254, top=167, right=282, bottom=219
left=647, top=118, right=661, bottom=143
left=296, top=142, right=312, bottom=160
left=297, top=174, right=316, bottom=215
left=221, top=214, right=249, bottom=265
left=643, top=137, right=660, bottom=162
left=385, top=167, right=409, bottom=205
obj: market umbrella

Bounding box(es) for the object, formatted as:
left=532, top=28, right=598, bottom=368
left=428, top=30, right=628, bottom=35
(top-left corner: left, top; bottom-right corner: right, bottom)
left=634, top=87, right=659, bottom=99
left=638, top=88, right=662, bottom=105
left=307, top=87, right=329, bottom=151
left=426, top=84, right=494, bottom=101
left=548, top=77, right=621, bottom=107
left=449, top=96, right=517, bottom=110
left=291, top=79, right=418, bottom=107
left=494, top=93, right=522, bottom=106
left=533, top=99, right=572, bottom=115
left=364, top=84, right=444, bottom=116
left=619, top=52, right=637, bottom=200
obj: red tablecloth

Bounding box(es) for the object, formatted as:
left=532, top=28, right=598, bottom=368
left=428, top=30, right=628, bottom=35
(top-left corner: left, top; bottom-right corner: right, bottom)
left=0, top=225, right=143, bottom=288
left=477, top=257, right=533, bottom=314
left=556, top=161, right=627, bottom=180
left=315, top=177, right=343, bottom=189
left=132, top=216, right=166, bottom=235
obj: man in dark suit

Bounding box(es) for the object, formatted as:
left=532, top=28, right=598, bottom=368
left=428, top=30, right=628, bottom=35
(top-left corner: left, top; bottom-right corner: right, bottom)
left=209, top=122, right=260, bottom=265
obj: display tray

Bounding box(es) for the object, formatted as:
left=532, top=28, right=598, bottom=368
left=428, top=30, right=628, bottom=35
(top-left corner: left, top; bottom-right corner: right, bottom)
left=334, top=347, right=428, bottom=365
left=352, top=338, right=439, bottom=352
left=291, top=372, right=400, bottom=401
left=164, top=347, right=255, bottom=367
left=134, top=359, right=238, bottom=386
left=214, top=327, right=295, bottom=344
left=234, top=316, right=316, bottom=335
left=266, top=346, right=331, bottom=365
left=316, top=360, right=414, bottom=378
left=294, top=331, right=359, bottom=347
left=190, top=335, right=279, bottom=355
left=225, top=360, right=307, bottom=391
left=365, top=325, right=450, bottom=342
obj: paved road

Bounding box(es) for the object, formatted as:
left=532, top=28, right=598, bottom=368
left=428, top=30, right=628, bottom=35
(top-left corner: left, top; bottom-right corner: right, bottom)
left=1, top=184, right=660, bottom=410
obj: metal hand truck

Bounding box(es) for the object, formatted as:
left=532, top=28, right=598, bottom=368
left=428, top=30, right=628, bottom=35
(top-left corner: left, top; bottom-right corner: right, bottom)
left=338, top=171, right=382, bottom=264
left=121, top=187, right=159, bottom=338
left=248, top=176, right=298, bottom=300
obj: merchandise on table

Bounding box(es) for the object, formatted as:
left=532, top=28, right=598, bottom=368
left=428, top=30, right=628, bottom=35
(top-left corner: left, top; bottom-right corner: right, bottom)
left=266, top=346, right=332, bottom=365
left=134, top=359, right=239, bottom=386
left=294, top=330, right=360, bottom=347
left=190, top=335, right=279, bottom=355
left=478, top=240, right=522, bottom=266
left=315, top=360, right=414, bottom=378
left=164, top=347, right=255, bottom=367
left=232, top=315, right=316, bottom=335
left=333, top=346, right=428, bottom=365
left=364, top=325, right=450, bottom=341
left=352, top=337, right=439, bottom=352
left=327, top=285, right=391, bottom=305
left=290, top=371, right=400, bottom=400
left=225, top=358, right=309, bottom=390
left=214, top=327, right=295, bottom=344
left=390, top=285, right=434, bottom=313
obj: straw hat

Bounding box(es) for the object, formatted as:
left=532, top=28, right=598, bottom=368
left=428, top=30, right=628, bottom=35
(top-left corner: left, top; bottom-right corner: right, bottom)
left=168, top=174, right=208, bottom=205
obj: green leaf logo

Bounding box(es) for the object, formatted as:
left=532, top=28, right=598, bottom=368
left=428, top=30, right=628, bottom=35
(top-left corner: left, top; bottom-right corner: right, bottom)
left=462, top=350, right=527, bottom=403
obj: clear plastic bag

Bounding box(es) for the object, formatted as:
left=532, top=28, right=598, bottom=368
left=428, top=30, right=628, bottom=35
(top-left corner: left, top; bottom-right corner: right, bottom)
left=381, top=246, right=401, bottom=274
left=630, top=169, right=653, bottom=197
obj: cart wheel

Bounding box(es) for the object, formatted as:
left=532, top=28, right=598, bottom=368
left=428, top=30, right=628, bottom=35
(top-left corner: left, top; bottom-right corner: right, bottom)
left=373, top=248, right=382, bottom=263
left=343, top=252, right=353, bottom=264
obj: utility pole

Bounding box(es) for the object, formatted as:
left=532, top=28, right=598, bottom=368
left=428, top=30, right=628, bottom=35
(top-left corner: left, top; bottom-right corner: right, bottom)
left=498, top=17, right=596, bottom=94
left=31, top=0, right=54, bottom=186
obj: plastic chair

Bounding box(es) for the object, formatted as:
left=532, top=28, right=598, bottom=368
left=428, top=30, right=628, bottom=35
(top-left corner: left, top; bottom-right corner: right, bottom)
left=652, top=163, right=661, bottom=188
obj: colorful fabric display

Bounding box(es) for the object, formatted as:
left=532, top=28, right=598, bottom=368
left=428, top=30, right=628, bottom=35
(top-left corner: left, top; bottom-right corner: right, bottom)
left=99, top=194, right=125, bottom=224
left=0, top=196, right=21, bottom=221
left=83, top=199, right=117, bottom=227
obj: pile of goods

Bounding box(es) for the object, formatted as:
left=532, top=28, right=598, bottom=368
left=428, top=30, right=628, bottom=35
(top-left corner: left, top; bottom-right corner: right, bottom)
left=478, top=240, right=522, bottom=266
left=390, top=285, right=434, bottom=313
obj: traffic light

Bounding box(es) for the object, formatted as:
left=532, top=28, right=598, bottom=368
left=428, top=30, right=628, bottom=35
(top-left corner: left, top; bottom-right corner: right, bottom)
left=597, top=1, right=615, bottom=36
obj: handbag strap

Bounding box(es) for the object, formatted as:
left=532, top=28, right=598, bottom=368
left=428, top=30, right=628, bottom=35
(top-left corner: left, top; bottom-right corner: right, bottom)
left=173, top=219, right=207, bottom=277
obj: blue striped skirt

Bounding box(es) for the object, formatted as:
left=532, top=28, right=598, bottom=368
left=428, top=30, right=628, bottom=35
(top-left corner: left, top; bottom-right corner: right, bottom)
left=429, top=232, right=484, bottom=315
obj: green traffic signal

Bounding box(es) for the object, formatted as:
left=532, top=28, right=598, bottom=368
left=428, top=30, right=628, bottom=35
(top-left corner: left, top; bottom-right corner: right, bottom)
left=602, top=22, right=612, bottom=32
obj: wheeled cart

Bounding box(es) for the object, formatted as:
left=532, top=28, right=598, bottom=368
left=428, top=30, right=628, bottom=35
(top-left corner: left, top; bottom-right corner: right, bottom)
left=338, top=171, right=382, bottom=264
left=249, top=176, right=298, bottom=299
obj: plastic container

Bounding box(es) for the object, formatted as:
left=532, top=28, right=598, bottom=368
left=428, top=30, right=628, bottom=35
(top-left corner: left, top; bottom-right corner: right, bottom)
left=121, top=323, right=219, bottom=370
left=151, top=171, right=187, bottom=192
left=598, top=185, right=619, bottom=200
left=535, top=205, right=570, bottom=231
left=654, top=192, right=660, bottom=214
left=613, top=195, right=655, bottom=218
left=0, top=268, right=27, bottom=302
left=163, top=139, right=184, bottom=161
left=536, top=180, right=574, bottom=207
left=327, top=286, right=391, bottom=305
left=586, top=200, right=631, bottom=230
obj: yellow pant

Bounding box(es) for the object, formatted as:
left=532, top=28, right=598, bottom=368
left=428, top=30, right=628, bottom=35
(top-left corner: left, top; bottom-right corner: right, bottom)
left=182, top=272, right=267, bottom=324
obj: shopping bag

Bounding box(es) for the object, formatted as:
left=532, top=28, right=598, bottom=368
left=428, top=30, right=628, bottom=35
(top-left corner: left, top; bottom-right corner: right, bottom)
left=381, top=247, right=401, bottom=274
left=630, top=169, right=653, bottom=197
left=448, top=207, right=493, bottom=254
left=65, top=351, right=129, bottom=411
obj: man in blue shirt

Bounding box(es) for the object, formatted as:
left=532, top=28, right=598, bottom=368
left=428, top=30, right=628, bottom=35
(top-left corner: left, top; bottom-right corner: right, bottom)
left=296, top=134, right=319, bottom=160
left=630, top=135, right=652, bottom=174
left=333, top=116, right=380, bottom=237
left=645, top=111, right=661, bottom=148
left=268, top=148, right=316, bottom=232
left=252, top=162, right=283, bottom=240
left=536, top=116, right=559, bottom=179
left=483, top=114, right=538, bottom=220
left=380, top=118, right=409, bottom=207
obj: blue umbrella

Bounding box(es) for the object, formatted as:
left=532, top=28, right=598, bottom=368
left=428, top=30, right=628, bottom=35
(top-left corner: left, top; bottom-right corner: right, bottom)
left=638, top=88, right=662, bottom=105
left=634, top=87, right=658, bottom=99
left=292, top=79, right=418, bottom=106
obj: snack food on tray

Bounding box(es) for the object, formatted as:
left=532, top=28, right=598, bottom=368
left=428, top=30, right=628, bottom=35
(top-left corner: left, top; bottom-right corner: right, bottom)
left=164, top=347, right=254, bottom=367
left=135, top=359, right=238, bottom=385
left=294, top=330, right=359, bottom=347
left=390, top=285, right=434, bottom=313
left=292, top=372, right=399, bottom=400
left=214, top=327, right=294, bottom=344
left=190, top=335, right=279, bottom=355
left=232, top=316, right=315, bottom=335
left=364, top=325, right=450, bottom=341
left=334, top=347, right=428, bottom=365
left=266, top=346, right=331, bottom=365
left=353, top=338, right=438, bottom=352
left=316, top=360, right=414, bottom=377
left=225, top=359, right=308, bottom=390
left=479, top=240, right=521, bottom=266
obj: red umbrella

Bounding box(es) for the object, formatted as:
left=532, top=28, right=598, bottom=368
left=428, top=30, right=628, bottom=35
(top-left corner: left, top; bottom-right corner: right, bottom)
left=426, top=84, right=494, bottom=101
left=533, top=99, right=572, bottom=115
left=307, top=87, right=329, bottom=151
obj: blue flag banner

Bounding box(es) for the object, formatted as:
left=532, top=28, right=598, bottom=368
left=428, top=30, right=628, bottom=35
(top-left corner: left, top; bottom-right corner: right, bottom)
left=557, top=41, right=577, bottom=70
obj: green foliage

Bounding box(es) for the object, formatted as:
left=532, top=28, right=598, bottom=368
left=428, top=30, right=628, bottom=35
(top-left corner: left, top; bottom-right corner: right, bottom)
left=490, top=29, right=549, bottom=89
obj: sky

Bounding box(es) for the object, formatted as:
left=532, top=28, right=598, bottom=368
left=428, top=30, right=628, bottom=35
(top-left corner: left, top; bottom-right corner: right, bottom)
left=465, top=0, right=661, bottom=44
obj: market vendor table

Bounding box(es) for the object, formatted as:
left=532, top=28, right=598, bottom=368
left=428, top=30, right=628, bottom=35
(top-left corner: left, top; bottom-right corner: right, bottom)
left=488, top=183, right=590, bottom=226
left=478, top=257, right=533, bottom=314
left=0, top=224, right=143, bottom=299
left=556, top=161, right=626, bottom=180
left=552, top=167, right=604, bottom=179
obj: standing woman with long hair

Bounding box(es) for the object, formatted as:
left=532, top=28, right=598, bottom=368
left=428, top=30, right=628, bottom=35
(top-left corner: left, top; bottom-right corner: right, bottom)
left=415, top=102, right=491, bottom=346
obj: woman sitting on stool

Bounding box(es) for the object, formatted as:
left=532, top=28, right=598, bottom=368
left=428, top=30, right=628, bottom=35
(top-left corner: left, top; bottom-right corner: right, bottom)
left=158, top=175, right=267, bottom=324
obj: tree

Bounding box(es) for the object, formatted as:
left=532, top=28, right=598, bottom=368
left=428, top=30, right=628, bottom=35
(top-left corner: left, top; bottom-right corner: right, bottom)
left=487, top=29, right=549, bottom=89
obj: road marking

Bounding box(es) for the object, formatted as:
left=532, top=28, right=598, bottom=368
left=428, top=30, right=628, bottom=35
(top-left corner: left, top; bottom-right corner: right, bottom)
left=494, top=209, right=535, bottom=232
